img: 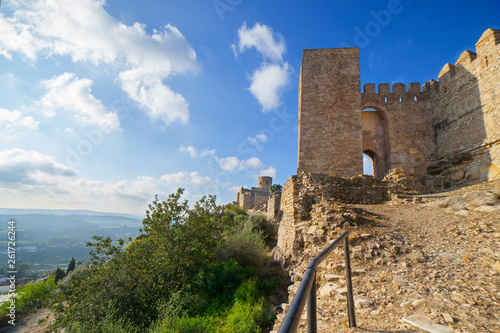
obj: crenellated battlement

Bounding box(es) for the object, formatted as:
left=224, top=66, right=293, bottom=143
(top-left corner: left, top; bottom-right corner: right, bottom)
left=432, top=28, right=500, bottom=87
left=362, top=82, right=431, bottom=105
left=361, top=29, right=499, bottom=108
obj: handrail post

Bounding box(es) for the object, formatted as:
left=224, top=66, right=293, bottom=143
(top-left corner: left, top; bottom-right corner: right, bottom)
left=344, top=236, right=356, bottom=328
left=307, top=273, right=317, bottom=333
left=277, top=232, right=356, bottom=333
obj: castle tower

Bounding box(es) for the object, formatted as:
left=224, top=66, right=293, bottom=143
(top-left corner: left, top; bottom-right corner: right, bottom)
left=258, top=176, right=272, bottom=189
left=297, top=48, right=363, bottom=177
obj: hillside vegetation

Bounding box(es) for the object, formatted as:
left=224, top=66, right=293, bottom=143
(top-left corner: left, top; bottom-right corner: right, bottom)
left=6, top=189, right=286, bottom=333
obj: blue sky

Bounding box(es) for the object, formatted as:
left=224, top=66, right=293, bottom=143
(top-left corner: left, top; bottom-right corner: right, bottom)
left=0, top=0, right=498, bottom=214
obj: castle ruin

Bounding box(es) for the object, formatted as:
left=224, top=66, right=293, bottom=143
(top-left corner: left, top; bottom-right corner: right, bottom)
left=297, top=28, right=500, bottom=186
left=236, top=176, right=273, bottom=209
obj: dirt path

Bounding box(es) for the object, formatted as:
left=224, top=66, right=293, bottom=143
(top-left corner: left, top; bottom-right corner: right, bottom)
left=0, top=308, right=53, bottom=333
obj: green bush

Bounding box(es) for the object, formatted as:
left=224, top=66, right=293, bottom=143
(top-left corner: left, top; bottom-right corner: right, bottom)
left=225, top=204, right=247, bottom=216
left=247, top=214, right=277, bottom=247
left=221, top=299, right=264, bottom=333
left=0, top=275, right=55, bottom=315
left=215, top=220, right=268, bottom=272
left=193, top=259, right=246, bottom=314
left=234, top=277, right=263, bottom=304
left=56, top=265, right=88, bottom=295
left=61, top=309, right=139, bottom=333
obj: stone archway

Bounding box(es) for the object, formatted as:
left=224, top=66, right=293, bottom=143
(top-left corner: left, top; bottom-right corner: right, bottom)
left=362, top=108, right=390, bottom=179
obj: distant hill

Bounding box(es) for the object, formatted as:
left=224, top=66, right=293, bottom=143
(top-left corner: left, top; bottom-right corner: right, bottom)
left=0, top=208, right=143, bottom=219
left=0, top=209, right=143, bottom=274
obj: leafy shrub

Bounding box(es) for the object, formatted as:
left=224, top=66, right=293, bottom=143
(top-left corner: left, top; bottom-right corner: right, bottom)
left=234, top=277, right=263, bottom=304
left=247, top=214, right=277, bottom=247
left=49, top=189, right=230, bottom=331
left=54, top=267, right=66, bottom=284
left=215, top=220, right=268, bottom=272
left=0, top=275, right=55, bottom=315
left=56, top=265, right=88, bottom=294
left=172, top=316, right=218, bottom=333
left=221, top=299, right=264, bottom=333
left=225, top=204, right=247, bottom=216
left=193, top=259, right=246, bottom=314
left=47, top=189, right=284, bottom=333
left=61, top=309, right=139, bottom=333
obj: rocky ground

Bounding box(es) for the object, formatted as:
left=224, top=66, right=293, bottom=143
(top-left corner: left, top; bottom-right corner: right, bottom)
left=0, top=308, right=53, bottom=333
left=272, top=179, right=500, bottom=333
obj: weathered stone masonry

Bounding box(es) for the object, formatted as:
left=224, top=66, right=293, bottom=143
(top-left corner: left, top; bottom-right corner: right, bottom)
left=297, top=28, right=500, bottom=185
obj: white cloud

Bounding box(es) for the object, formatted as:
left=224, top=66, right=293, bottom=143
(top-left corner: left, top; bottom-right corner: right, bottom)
left=0, top=146, right=274, bottom=212
left=0, top=148, right=199, bottom=213
left=236, top=23, right=286, bottom=62
left=37, top=73, right=120, bottom=131
left=119, top=67, right=190, bottom=125
left=200, top=149, right=216, bottom=158
left=71, top=175, right=158, bottom=202
left=179, top=145, right=216, bottom=159
left=248, top=133, right=268, bottom=145
left=0, top=12, right=40, bottom=60
left=0, top=149, right=77, bottom=185
left=217, top=156, right=264, bottom=172
left=227, top=185, right=244, bottom=193
left=160, top=171, right=212, bottom=187
left=190, top=173, right=213, bottom=186
left=248, top=63, right=291, bottom=112
left=179, top=145, right=198, bottom=158
left=234, top=23, right=291, bottom=112
left=0, top=109, right=40, bottom=140
left=0, top=0, right=198, bottom=126
left=259, top=166, right=277, bottom=179
left=218, top=156, right=241, bottom=172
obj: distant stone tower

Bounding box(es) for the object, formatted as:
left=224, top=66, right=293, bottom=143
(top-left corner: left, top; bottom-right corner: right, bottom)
left=258, top=176, right=273, bottom=189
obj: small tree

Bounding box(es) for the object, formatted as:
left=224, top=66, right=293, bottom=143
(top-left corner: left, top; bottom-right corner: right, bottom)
left=269, top=184, right=282, bottom=195
left=66, top=257, right=76, bottom=275
left=54, top=267, right=66, bottom=285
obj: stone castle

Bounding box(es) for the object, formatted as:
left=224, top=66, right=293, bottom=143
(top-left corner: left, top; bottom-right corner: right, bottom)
left=298, top=28, right=500, bottom=187
left=271, top=27, right=500, bottom=267
left=236, top=28, right=499, bottom=225
left=236, top=176, right=273, bottom=209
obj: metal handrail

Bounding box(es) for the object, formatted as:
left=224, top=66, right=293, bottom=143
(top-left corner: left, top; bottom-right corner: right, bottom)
left=278, top=231, right=356, bottom=333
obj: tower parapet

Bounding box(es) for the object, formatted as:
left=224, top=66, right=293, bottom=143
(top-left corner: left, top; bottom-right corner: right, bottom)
left=362, top=82, right=431, bottom=105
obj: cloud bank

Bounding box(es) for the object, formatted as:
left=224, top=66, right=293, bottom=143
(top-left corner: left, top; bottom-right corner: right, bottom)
left=0, top=0, right=198, bottom=125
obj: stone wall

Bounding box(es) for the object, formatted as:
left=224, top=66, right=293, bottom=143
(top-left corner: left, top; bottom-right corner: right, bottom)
left=267, top=193, right=281, bottom=221
left=274, top=172, right=388, bottom=266
left=275, top=176, right=299, bottom=263
left=428, top=29, right=500, bottom=182
left=361, top=82, right=434, bottom=178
